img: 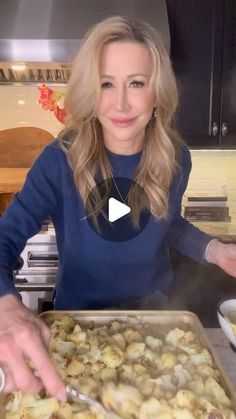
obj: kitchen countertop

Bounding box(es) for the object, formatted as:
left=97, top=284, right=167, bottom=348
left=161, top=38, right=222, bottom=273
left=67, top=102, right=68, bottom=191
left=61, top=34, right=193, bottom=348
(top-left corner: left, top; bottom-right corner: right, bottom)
left=192, top=219, right=236, bottom=241
left=206, top=328, right=236, bottom=390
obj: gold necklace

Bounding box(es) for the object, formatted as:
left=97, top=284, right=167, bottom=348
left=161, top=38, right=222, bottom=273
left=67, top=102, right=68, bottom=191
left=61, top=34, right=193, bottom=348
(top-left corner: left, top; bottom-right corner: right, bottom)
left=110, top=172, right=130, bottom=203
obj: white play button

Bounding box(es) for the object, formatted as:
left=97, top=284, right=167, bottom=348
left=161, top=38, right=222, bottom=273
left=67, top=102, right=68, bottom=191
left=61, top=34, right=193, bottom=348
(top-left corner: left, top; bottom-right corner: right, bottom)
left=86, top=176, right=150, bottom=241
left=108, top=197, right=131, bottom=222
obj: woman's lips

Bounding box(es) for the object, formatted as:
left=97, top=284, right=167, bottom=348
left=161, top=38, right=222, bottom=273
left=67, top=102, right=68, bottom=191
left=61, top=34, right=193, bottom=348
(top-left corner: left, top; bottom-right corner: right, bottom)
left=111, top=117, right=136, bottom=127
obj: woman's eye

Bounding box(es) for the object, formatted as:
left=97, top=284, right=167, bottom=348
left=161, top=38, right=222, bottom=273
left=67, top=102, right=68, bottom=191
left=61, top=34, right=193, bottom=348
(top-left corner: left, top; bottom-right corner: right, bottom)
left=130, top=80, right=144, bottom=88
left=101, top=82, right=113, bottom=88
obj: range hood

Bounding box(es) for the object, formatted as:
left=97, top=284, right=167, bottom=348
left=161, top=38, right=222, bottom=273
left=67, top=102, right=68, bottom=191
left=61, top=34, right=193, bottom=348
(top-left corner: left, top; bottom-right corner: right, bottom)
left=0, top=0, right=170, bottom=84
left=0, top=61, right=71, bottom=83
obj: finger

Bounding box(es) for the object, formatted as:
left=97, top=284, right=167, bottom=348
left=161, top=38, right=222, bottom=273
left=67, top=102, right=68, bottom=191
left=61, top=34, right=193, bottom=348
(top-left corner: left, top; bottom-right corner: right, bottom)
left=21, top=330, right=65, bottom=400
left=37, top=319, right=51, bottom=348
left=1, top=367, right=16, bottom=394
left=0, top=328, right=43, bottom=394
left=5, top=350, right=43, bottom=394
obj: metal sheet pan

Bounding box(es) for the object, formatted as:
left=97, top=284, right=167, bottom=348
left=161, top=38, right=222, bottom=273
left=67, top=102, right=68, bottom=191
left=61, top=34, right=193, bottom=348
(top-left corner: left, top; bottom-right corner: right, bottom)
left=39, top=310, right=236, bottom=409
left=0, top=310, right=235, bottom=416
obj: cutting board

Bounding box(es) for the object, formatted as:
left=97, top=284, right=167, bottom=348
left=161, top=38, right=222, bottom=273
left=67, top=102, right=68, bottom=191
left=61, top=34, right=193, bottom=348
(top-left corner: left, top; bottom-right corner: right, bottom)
left=0, top=126, right=53, bottom=168
left=0, top=168, right=29, bottom=194
left=0, top=127, right=54, bottom=213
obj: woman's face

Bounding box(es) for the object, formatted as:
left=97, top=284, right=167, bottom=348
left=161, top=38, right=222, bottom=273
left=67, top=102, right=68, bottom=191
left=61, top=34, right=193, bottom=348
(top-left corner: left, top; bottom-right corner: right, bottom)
left=95, top=41, right=155, bottom=153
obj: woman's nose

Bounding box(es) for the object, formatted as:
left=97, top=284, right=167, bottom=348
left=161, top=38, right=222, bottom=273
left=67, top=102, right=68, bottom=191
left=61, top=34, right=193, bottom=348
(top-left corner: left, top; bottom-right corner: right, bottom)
left=115, top=86, right=130, bottom=111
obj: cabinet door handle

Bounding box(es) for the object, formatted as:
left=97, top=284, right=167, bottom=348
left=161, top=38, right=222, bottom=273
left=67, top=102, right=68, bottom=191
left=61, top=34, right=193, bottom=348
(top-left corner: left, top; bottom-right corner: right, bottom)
left=212, top=122, right=219, bottom=136
left=222, top=123, right=228, bottom=136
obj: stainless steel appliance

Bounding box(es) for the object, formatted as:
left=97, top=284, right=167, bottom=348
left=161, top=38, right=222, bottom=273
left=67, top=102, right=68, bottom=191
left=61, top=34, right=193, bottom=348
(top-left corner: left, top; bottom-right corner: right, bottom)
left=14, top=229, right=58, bottom=313
left=0, top=0, right=170, bottom=84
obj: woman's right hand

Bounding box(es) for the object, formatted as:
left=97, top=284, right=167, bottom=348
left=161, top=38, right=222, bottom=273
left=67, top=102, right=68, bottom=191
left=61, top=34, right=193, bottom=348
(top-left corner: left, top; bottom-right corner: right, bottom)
left=0, top=294, right=66, bottom=401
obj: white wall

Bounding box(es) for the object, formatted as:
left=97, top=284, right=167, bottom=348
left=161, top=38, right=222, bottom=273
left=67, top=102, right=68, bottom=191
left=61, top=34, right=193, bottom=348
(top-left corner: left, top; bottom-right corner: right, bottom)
left=0, top=84, right=65, bottom=138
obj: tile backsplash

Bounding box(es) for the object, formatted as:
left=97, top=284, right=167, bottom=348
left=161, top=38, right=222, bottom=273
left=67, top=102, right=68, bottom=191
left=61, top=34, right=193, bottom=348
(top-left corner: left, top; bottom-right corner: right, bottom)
left=188, top=150, right=236, bottom=216
left=0, top=84, right=65, bottom=138
left=0, top=84, right=236, bottom=215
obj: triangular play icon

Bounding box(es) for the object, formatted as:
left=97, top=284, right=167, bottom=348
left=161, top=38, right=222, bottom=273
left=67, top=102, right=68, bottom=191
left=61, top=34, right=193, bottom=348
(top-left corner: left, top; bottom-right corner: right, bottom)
left=108, top=197, right=131, bottom=222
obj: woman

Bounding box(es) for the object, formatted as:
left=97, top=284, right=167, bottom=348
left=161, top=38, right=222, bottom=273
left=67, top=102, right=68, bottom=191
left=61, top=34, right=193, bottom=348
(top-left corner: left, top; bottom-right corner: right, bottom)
left=0, top=15, right=235, bottom=400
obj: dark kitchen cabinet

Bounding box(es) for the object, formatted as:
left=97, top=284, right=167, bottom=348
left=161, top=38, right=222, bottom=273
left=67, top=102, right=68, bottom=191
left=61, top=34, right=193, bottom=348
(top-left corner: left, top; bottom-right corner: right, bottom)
left=166, top=0, right=236, bottom=148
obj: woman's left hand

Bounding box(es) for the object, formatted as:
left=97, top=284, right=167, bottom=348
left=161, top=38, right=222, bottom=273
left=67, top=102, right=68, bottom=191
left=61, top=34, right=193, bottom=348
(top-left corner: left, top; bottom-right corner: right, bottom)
left=206, top=239, right=236, bottom=277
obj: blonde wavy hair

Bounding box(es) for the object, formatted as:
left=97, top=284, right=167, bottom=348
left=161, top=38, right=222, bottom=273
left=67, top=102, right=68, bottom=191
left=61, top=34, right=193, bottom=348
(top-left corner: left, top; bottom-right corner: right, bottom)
left=59, top=15, right=183, bottom=226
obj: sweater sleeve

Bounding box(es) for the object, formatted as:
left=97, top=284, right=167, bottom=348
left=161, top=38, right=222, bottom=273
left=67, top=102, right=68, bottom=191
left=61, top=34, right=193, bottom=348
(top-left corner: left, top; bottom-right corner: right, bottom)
left=166, top=145, right=214, bottom=264
left=0, top=142, right=60, bottom=298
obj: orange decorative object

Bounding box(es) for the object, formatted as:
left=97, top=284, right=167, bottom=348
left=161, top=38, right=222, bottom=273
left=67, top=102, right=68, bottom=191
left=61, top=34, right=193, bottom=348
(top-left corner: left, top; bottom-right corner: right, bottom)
left=38, top=84, right=68, bottom=124
left=54, top=105, right=68, bottom=124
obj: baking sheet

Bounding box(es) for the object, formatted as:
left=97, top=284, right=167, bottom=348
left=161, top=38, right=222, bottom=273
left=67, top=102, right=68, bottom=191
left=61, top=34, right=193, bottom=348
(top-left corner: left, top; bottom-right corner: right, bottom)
left=0, top=310, right=235, bottom=416
left=40, top=309, right=236, bottom=409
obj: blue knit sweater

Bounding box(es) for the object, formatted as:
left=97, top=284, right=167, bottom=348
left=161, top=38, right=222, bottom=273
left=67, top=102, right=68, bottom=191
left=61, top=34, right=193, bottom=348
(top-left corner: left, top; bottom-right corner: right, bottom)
left=0, top=141, right=212, bottom=309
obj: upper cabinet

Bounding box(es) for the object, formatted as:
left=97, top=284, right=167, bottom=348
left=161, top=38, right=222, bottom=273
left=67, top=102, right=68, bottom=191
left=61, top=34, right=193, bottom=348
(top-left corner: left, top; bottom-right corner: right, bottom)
left=166, top=0, right=236, bottom=148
